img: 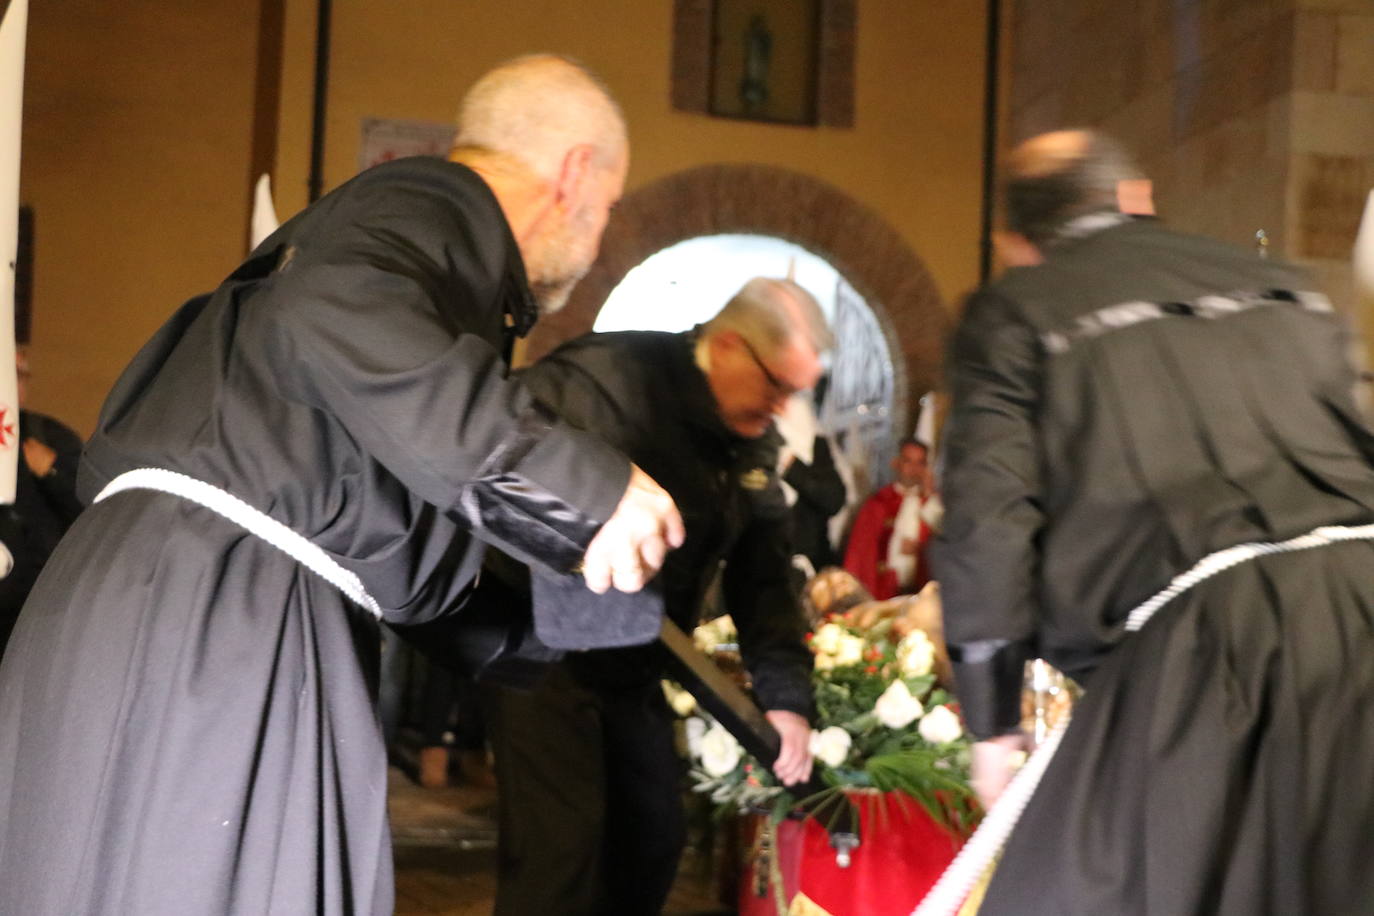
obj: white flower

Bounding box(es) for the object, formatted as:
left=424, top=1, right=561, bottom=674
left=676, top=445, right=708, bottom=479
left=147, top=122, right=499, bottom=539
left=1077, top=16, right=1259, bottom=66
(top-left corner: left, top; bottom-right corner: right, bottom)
left=897, top=630, right=936, bottom=677
left=917, top=704, right=963, bottom=744
left=692, top=627, right=713, bottom=653
left=812, top=622, right=845, bottom=655
left=833, top=634, right=866, bottom=668
left=699, top=722, right=743, bottom=776
left=809, top=726, right=853, bottom=768
left=813, top=652, right=836, bottom=672
left=693, top=614, right=737, bottom=652
left=873, top=679, right=924, bottom=729
left=665, top=685, right=697, bottom=717
left=684, top=717, right=708, bottom=758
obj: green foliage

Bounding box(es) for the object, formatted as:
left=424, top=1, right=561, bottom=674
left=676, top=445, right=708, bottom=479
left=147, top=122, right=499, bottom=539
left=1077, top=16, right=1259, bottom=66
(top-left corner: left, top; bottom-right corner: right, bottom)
left=681, top=618, right=978, bottom=834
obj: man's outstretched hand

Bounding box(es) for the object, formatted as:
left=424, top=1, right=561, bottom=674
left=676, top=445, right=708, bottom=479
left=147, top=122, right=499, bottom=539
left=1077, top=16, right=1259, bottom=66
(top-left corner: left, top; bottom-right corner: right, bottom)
left=582, top=465, right=685, bottom=594
left=970, top=731, right=1029, bottom=811
left=766, top=710, right=814, bottom=786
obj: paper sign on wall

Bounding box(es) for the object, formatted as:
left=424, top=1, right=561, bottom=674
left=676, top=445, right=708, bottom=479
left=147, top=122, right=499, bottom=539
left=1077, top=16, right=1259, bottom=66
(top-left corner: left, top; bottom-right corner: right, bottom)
left=358, top=117, right=454, bottom=173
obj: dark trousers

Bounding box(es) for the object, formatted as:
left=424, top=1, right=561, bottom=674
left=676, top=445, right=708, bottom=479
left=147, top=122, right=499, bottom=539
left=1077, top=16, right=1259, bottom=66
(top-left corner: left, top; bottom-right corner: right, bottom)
left=485, top=664, right=687, bottom=916
left=419, top=661, right=486, bottom=750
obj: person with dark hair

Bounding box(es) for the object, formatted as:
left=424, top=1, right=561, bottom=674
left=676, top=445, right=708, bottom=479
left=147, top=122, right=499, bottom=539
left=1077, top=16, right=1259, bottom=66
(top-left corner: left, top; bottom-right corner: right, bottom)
left=483, top=277, right=827, bottom=916
left=1001, top=130, right=1146, bottom=248
left=0, top=55, right=685, bottom=914
left=843, top=439, right=940, bottom=599
left=936, top=128, right=1374, bottom=913
left=0, top=346, right=84, bottom=654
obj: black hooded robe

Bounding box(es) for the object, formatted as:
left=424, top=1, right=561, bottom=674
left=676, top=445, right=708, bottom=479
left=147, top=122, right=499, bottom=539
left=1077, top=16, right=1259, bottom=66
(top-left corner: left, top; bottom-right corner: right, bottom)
left=0, top=157, right=629, bottom=915
left=937, top=219, right=1374, bottom=915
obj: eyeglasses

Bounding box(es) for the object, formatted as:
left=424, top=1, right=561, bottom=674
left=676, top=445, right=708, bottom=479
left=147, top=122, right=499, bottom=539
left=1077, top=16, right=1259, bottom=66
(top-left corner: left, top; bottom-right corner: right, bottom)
left=738, top=336, right=798, bottom=400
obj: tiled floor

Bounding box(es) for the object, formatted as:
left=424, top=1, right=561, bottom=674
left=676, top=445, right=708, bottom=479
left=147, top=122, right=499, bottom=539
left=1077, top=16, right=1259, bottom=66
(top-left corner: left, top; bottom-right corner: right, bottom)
left=388, top=767, right=734, bottom=915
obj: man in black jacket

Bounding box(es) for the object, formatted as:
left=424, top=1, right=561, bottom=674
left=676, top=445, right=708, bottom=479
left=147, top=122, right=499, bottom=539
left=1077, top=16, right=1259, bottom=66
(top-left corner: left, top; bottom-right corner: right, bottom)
left=486, top=277, right=829, bottom=915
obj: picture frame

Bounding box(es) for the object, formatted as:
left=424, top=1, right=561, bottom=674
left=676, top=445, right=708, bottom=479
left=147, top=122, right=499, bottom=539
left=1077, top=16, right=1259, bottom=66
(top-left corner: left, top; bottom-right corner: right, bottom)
left=709, top=0, right=821, bottom=125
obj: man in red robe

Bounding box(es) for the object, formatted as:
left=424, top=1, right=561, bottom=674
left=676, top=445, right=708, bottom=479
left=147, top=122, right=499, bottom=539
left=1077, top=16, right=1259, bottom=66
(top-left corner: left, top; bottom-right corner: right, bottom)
left=843, top=439, right=939, bottom=599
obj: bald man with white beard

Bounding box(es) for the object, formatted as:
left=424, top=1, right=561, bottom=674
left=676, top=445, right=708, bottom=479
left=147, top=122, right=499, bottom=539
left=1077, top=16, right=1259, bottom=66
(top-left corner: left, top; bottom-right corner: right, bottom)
left=0, top=55, right=682, bottom=915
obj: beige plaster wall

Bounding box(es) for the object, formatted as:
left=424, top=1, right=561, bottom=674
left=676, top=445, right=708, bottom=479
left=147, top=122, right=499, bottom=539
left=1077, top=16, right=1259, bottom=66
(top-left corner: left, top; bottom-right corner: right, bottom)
left=272, top=0, right=989, bottom=318
left=20, top=0, right=261, bottom=434
left=21, top=1, right=990, bottom=435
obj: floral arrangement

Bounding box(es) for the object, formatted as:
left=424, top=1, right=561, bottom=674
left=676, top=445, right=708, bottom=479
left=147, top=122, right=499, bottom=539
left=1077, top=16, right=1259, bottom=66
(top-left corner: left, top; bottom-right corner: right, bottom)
left=671, top=612, right=978, bottom=832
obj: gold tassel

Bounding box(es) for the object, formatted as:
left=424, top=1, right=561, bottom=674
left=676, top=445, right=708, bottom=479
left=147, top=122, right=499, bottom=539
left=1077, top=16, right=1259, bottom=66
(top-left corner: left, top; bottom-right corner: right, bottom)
left=788, top=890, right=836, bottom=916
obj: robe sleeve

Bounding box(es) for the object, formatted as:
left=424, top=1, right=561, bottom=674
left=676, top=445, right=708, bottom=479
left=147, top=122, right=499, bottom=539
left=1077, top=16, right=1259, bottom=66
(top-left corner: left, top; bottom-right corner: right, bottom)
left=933, top=289, right=1044, bottom=739
left=515, top=350, right=646, bottom=454
left=267, top=207, right=630, bottom=575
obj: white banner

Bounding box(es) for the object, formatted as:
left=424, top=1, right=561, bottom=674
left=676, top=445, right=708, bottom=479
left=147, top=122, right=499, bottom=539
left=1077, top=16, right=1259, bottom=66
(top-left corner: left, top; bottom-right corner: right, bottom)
left=0, top=0, right=27, bottom=506
left=357, top=117, right=453, bottom=173
left=1356, top=190, right=1374, bottom=309
left=250, top=173, right=280, bottom=252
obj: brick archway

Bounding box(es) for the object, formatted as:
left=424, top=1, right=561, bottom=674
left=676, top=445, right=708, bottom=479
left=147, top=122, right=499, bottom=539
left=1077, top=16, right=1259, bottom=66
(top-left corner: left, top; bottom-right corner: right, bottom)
left=525, top=163, right=949, bottom=433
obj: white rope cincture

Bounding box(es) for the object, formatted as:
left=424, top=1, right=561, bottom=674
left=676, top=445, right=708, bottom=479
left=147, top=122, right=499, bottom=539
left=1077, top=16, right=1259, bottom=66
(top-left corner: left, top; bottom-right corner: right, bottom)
left=94, top=467, right=381, bottom=618
left=911, top=521, right=1374, bottom=916
left=1122, top=524, right=1374, bottom=633
left=911, top=712, right=1071, bottom=916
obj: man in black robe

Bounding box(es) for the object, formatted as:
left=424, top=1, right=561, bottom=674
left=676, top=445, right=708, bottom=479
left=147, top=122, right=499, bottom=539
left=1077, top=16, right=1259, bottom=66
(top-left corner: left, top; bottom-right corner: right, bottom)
left=936, top=130, right=1374, bottom=914
left=0, top=54, right=684, bottom=915
left=485, top=277, right=827, bottom=915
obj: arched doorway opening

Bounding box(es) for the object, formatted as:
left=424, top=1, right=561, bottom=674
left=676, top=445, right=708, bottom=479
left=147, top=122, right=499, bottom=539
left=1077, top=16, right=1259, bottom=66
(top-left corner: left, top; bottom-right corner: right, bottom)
left=593, top=232, right=895, bottom=490
left=525, top=163, right=950, bottom=488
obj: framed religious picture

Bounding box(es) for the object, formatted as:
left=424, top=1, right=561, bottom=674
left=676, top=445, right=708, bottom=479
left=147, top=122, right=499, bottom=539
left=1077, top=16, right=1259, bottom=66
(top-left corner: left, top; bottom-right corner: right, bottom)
left=709, top=0, right=821, bottom=125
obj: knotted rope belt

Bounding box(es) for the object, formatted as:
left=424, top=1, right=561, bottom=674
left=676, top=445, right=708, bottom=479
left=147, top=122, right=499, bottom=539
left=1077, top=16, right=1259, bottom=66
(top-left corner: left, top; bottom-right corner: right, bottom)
left=94, top=467, right=382, bottom=618
left=912, top=521, right=1374, bottom=916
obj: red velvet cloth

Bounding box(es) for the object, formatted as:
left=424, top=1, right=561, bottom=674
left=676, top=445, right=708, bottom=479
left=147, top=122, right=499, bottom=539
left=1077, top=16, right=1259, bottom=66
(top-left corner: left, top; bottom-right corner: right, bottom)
left=738, top=792, right=967, bottom=916
left=842, top=486, right=931, bottom=601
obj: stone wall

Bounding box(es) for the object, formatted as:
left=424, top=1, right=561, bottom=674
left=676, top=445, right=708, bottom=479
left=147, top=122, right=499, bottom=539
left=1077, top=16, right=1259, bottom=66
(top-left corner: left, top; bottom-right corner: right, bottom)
left=1285, top=0, right=1374, bottom=320
left=1007, top=0, right=1374, bottom=330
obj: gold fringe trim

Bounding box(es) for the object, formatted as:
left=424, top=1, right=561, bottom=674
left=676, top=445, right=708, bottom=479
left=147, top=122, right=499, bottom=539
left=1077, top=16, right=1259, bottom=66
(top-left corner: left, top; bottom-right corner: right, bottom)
left=788, top=890, right=835, bottom=916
